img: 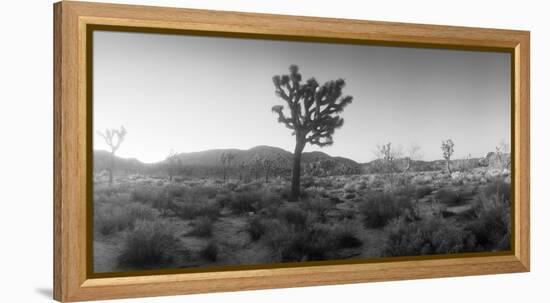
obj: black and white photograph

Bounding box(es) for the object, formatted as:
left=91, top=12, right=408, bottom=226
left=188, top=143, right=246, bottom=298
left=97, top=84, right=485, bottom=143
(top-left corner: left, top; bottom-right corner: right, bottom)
left=92, top=30, right=512, bottom=273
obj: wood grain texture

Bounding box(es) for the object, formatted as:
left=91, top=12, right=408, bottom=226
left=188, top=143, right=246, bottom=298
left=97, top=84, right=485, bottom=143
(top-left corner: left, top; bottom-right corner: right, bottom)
left=53, top=1, right=530, bottom=301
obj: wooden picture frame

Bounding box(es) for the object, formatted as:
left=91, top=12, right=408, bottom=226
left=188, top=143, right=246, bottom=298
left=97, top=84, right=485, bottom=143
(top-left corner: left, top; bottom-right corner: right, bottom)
left=53, top=1, right=530, bottom=302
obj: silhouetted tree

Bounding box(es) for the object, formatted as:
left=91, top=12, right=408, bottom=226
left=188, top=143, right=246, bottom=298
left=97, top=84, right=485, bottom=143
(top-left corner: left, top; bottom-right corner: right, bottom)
left=237, top=161, right=247, bottom=181
left=495, top=140, right=511, bottom=169
left=273, top=153, right=291, bottom=179
left=441, top=139, right=455, bottom=175
left=97, top=126, right=127, bottom=186
left=249, top=156, right=263, bottom=181
left=272, top=65, right=352, bottom=200
left=261, top=158, right=275, bottom=183
left=377, top=142, right=398, bottom=188
left=401, top=143, right=424, bottom=176
left=220, top=152, right=235, bottom=182
left=165, top=150, right=180, bottom=182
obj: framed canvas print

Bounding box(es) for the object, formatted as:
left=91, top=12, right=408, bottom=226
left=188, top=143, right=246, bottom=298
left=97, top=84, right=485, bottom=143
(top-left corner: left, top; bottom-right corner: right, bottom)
left=53, top=1, right=530, bottom=302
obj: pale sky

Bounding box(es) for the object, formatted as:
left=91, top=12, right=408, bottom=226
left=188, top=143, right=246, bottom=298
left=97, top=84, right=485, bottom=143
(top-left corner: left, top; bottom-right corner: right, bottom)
left=93, top=30, right=511, bottom=163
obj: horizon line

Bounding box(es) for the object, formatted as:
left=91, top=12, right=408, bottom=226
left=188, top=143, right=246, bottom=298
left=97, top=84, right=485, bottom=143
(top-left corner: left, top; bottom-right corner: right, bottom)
left=92, top=144, right=497, bottom=165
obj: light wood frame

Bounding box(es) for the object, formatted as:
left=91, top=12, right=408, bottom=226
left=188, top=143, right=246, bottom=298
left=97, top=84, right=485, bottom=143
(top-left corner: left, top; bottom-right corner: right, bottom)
left=53, top=1, right=530, bottom=301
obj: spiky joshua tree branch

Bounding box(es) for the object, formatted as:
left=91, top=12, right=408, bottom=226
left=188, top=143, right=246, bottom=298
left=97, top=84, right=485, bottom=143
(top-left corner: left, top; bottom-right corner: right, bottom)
left=272, top=64, right=353, bottom=200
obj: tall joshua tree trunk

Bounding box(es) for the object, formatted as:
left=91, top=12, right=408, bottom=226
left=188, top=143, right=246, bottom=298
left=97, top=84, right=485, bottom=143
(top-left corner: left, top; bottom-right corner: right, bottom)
left=290, top=136, right=306, bottom=200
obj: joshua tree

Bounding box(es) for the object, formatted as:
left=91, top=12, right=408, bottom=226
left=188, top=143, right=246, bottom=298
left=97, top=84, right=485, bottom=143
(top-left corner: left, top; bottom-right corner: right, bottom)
left=165, top=150, right=180, bottom=182
left=261, top=158, right=275, bottom=183
left=97, top=126, right=127, bottom=186
left=220, top=151, right=235, bottom=182
left=495, top=140, right=511, bottom=169
left=401, top=143, right=424, bottom=175
left=249, top=156, right=263, bottom=181
left=237, top=161, right=247, bottom=181
left=273, top=153, right=290, bottom=179
left=272, top=65, right=353, bottom=200
left=441, top=139, right=455, bottom=175
left=377, top=142, right=398, bottom=186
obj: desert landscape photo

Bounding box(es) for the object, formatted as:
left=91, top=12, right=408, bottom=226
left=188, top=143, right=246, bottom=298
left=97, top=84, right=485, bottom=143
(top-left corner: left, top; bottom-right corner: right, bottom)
left=92, top=30, right=512, bottom=273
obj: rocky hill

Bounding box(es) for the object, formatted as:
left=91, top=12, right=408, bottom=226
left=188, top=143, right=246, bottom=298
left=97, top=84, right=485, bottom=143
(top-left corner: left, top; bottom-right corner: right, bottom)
left=93, top=145, right=361, bottom=176
left=94, top=146, right=510, bottom=177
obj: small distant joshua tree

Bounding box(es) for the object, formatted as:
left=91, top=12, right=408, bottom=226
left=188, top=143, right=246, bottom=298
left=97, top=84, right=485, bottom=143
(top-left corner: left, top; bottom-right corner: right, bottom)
left=165, top=150, right=180, bottom=182
left=260, top=154, right=287, bottom=183
left=97, top=126, right=127, bottom=186
left=261, top=158, right=276, bottom=183
left=377, top=142, right=397, bottom=187
left=272, top=64, right=353, bottom=201
left=237, top=161, right=247, bottom=181
left=220, top=152, right=235, bottom=182
left=495, top=140, right=511, bottom=169
left=441, top=139, right=455, bottom=175
left=374, top=142, right=422, bottom=187
left=402, top=143, right=423, bottom=175
left=249, top=156, right=263, bottom=181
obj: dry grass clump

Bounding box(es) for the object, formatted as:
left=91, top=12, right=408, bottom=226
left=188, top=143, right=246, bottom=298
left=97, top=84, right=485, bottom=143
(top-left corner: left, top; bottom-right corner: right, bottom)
left=94, top=202, right=157, bottom=236
left=118, top=220, right=182, bottom=269
left=359, top=192, right=413, bottom=228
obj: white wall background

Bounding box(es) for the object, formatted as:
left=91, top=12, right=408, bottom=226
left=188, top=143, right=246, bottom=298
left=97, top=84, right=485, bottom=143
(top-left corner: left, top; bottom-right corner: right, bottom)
left=0, top=0, right=547, bottom=302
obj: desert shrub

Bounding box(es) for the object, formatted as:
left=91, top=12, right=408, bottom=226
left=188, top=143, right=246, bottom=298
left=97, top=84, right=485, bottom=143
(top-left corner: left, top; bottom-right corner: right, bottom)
left=466, top=207, right=510, bottom=251
left=253, top=190, right=284, bottom=213
left=434, top=189, right=466, bottom=206
left=343, top=183, right=356, bottom=193
left=173, top=176, right=187, bottom=183
left=303, top=187, right=329, bottom=198
left=131, top=186, right=173, bottom=212
left=200, top=240, right=218, bottom=262
left=235, top=181, right=263, bottom=192
left=280, top=224, right=335, bottom=261
left=197, top=186, right=219, bottom=199
left=414, top=186, right=433, bottom=199
left=301, top=175, right=315, bottom=188
left=336, top=209, right=356, bottom=221
left=393, top=184, right=416, bottom=198
left=94, top=191, right=132, bottom=205
left=263, top=221, right=333, bottom=262
left=214, top=192, right=233, bottom=208
left=281, top=188, right=309, bottom=201
left=94, top=185, right=130, bottom=203
left=277, top=206, right=308, bottom=230
left=263, top=219, right=357, bottom=262
left=300, top=198, right=332, bottom=223
left=227, top=190, right=262, bottom=214
left=95, top=207, right=128, bottom=236
left=187, top=216, right=215, bottom=238
left=172, top=201, right=219, bottom=220
left=94, top=203, right=157, bottom=236
left=246, top=216, right=269, bottom=241
left=383, top=217, right=476, bottom=257
left=359, top=193, right=412, bottom=228
left=481, top=179, right=510, bottom=202
left=465, top=180, right=511, bottom=251
left=183, top=185, right=219, bottom=202
left=164, top=185, right=186, bottom=199
left=118, top=220, right=181, bottom=268
left=333, top=222, right=363, bottom=249
left=151, top=192, right=173, bottom=214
